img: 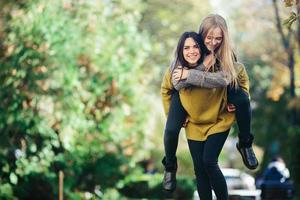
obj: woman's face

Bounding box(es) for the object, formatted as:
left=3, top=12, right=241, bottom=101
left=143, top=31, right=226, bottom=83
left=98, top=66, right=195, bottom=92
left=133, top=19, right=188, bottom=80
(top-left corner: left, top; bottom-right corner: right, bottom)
left=183, top=37, right=201, bottom=66
left=204, top=27, right=223, bottom=52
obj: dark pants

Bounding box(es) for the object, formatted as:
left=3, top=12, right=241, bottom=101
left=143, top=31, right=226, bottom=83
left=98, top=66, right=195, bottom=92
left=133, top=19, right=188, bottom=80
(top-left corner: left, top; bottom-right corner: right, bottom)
left=188, top=131, right=229, bottom=200
left=227, top=86, right=254, bottom=146
left=163, top=85, right=253, bottom=167
left=163, top=90, right=187, bottom=167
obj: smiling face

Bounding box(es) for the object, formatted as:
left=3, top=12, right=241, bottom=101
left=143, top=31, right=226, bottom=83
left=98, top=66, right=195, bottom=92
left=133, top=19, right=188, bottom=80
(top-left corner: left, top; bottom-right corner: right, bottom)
left=204, top=27, right=223, bottom=52
left=183, top=37, right=201, bottom=66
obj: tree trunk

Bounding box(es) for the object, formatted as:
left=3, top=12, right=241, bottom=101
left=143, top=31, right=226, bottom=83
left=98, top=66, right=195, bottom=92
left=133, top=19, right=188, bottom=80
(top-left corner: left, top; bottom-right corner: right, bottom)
left=272, top=0, right=297, bottom=124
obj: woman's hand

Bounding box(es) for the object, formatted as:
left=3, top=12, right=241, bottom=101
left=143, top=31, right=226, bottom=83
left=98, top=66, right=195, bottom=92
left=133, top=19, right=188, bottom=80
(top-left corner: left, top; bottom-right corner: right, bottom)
left=203, top=53, right=216, bottom=71
left=227, top=103, right=236, bottom=112
left=182, top=118, right=189, bottom=127
left=173, top=66, right=189, bottom=81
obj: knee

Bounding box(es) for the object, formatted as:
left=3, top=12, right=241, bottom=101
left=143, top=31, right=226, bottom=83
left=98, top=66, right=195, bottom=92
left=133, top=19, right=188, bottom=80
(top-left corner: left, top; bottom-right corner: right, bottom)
left=193, top=165, right=205, bottom=179
left=202, top=159, right=218, bottom=172
left=191, top=160, right=204, bottom=177
left=164, top=126, right=181, bottom=137
left=231, top=94, right=249, bottom=107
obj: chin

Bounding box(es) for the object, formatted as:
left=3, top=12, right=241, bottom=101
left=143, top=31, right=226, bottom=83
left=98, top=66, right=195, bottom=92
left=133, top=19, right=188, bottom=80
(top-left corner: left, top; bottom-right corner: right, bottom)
left=188, top=61, right=196, bottom=65
left=189, top=63, right=198, bottom=67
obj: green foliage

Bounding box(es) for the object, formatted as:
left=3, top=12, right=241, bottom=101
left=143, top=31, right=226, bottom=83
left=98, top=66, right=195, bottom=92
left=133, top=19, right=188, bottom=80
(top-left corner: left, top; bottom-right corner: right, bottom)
left=283, top=0, right=299, bottom=28
left=285, top=126, right=300, bottom=191
left=283, top=11, right=299, bottom=28
left=118, top=173, right=195, bottom=199
left=0, top=183, right=15, bottom=200
left=14, top=172, right=55, bottom=200
left=0, top=0, right=152, bottom=198
left=283, top=0, right=300, bottom=29
left=249, top=70, right=300, bottom=192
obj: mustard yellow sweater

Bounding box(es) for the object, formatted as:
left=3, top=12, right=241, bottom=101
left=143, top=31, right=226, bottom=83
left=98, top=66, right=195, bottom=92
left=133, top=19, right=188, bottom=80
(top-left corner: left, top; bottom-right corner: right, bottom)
left=161, top=62, right=250, bottom=141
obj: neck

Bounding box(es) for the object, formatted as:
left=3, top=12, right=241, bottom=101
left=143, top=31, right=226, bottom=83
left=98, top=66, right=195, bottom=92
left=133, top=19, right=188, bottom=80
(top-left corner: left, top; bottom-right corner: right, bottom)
left=189, top=63, right=198, bottom=68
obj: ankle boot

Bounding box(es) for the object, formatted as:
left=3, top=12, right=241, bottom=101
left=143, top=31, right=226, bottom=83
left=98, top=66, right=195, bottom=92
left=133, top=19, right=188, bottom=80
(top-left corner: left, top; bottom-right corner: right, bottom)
left=236, top=142, right=258, bottom=170
left=162, top=157, right=177, bottom=192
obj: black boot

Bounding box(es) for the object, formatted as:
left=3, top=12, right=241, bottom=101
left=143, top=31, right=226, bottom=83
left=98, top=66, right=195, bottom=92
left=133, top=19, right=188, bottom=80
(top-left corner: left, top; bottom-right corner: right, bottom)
left=162, top=157, right=177, bottom=192
left=236, top=140, right=258, bottom=170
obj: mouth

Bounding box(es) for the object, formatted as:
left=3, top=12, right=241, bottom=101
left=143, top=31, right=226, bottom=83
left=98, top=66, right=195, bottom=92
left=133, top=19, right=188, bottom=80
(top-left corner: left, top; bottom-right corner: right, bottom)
left=187, top=54, right=199, bottom=60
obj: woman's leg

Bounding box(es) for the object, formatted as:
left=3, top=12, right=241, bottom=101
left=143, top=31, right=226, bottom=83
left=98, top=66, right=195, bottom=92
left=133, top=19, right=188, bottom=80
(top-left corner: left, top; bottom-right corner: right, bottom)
left=163, top=90, right=187, bottom=167
left=227, top=86, right=258, bottom=169
left=203, top=131, right=230, bottom=200
left=227, top=86, right=253, bottom=144
left=162, top=90, right=187, bottom=191
left=188, top=139, right=213, bottom=200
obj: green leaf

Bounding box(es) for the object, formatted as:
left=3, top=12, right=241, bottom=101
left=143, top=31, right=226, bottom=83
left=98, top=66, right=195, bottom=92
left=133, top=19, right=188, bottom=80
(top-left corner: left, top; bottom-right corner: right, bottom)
left=9, top=173, right=18, bottom=185
left=0, top=183, right=14, bottom=199
left=283, top=12, right=298, bottom=28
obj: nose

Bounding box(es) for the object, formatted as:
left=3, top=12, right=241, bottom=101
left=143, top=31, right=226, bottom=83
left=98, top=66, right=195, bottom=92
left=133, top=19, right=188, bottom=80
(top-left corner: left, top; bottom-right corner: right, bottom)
left=188, top=48, right=196, bottom=54
left=212, top=39, right=217, bottom=46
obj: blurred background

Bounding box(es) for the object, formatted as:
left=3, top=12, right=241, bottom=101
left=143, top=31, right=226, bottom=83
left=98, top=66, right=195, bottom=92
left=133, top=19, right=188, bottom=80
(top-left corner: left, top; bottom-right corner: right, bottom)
left=0, top=0, right=299, bottom=199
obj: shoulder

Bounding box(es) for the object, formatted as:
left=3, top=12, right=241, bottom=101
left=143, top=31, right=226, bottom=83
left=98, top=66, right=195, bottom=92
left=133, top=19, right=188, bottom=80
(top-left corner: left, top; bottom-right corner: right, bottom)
left=163, top=66, right=172, bottom=80
left=234, top=62, right=246, bottom=72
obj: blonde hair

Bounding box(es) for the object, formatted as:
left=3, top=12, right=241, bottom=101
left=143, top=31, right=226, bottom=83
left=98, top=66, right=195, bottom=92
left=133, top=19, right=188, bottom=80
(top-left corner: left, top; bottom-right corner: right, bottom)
left=199, top=14, right=238, bottom=87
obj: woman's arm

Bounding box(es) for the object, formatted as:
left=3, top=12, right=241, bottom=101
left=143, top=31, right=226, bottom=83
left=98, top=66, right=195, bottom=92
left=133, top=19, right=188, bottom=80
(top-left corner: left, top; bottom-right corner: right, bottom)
left=179, top=62, right=249, bottom=94
left=171, top=54, right=230, bottom=90
left=173, top=68, right=230, bottom=91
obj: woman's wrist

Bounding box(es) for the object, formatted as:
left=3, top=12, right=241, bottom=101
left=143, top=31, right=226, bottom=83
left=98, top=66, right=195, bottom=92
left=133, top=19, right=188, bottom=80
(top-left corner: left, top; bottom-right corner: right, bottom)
left=181, top=69, right=189, bottom=80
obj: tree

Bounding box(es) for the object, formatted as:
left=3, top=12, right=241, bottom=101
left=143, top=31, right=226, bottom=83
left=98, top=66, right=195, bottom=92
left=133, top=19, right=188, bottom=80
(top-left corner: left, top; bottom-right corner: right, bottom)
left=272, top=0, right=299, bottom=101
left=0, top=0, right=152, bottom=199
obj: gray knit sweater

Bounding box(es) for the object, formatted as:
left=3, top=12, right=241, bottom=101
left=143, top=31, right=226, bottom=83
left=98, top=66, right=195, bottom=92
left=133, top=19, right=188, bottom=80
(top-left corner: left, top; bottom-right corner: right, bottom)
left=170, top=60, right=230, bottom=91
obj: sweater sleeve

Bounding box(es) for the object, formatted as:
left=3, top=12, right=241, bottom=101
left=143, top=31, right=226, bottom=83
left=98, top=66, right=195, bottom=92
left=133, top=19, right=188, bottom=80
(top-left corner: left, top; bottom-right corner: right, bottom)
left=236, top=63, right=250, bottom=96
left=173, top=69, right=230, bottom=90
left=161, top=68, right=174, bottom=117
left=173, top=63, right=230, bottom=90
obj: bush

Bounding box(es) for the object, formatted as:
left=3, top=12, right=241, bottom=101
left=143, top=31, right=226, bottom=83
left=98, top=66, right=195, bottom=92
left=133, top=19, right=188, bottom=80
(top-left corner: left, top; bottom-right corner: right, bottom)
left=118, top=173, right=195, bottom=199
left=14, top=173, right=55, bottom=200
left=0, top=0, right=152, bottom=198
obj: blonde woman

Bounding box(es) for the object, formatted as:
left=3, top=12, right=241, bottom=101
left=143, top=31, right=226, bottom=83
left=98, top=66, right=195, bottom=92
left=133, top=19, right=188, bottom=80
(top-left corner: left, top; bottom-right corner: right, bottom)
left=161, top=14, right=258, bottom=199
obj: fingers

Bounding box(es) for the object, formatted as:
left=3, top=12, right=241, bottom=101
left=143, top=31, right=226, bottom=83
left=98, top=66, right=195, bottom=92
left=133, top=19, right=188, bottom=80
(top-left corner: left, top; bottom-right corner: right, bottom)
left=173, top=74, right=179, bottom=81
left=172, top=69, right=180, bottom=81
left=227, top=104, right=236, bottom=112
left=173, top=68, right=185, bottom=81
left=173, top=69, right=180, bottom=76
left=182, top=118, right=189, bottom=127
left=173, top=66, right=189, bottom=81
